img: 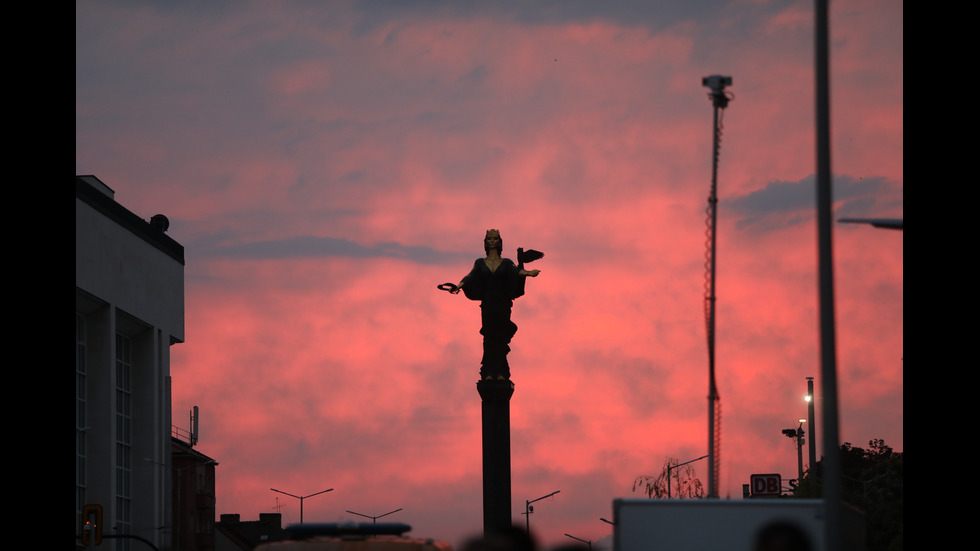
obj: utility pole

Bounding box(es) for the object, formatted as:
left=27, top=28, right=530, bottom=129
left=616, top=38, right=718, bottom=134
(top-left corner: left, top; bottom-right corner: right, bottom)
left=782, top=420, right=806, bottom=484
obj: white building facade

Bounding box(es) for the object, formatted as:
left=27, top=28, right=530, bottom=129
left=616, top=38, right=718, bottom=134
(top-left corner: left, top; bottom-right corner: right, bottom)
left=76, top=175, right=185, bottom=550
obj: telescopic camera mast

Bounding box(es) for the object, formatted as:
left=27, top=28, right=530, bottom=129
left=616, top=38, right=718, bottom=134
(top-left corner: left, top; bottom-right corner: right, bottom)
left=702, top=74, right=732, bottom=499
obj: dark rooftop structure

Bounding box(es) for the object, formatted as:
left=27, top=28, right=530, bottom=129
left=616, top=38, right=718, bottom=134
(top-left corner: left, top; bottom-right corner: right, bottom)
left=216, top=513, right=286, bottom=551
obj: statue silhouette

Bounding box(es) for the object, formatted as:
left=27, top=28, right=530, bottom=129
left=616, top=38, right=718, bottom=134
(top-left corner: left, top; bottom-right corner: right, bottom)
left=441, top=229, right=542, bottom=380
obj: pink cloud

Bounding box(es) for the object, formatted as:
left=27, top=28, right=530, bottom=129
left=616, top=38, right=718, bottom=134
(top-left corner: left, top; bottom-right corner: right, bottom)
left=81, top=1, right=902, bottom=547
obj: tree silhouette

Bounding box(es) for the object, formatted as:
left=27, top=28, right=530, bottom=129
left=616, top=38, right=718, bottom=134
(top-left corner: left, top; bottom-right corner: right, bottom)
left=633, top=458, right=705, bottom=499
left=794, top=439, right=903, bottom=551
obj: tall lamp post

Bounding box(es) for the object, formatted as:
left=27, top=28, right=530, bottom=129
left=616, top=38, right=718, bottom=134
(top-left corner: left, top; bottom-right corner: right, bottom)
left=806, top=377, right=816, bottom=481
left=270, top=487, right=333, bottom=524
left=814, top=0, right=844, bottom=547
left=524, top=490, right=560, bottom=535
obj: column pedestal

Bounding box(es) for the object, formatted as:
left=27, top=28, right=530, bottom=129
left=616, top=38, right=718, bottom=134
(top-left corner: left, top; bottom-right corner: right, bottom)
left=477, top=379, right=514, bottom=536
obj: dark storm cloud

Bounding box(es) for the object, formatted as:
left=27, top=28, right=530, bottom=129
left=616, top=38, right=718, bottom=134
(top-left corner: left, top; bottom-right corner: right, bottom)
left=350, top=0, right=705, bottom=31
left=203, top=234, right=471, bottom=264
left=730, top=174, right=902, bottom=232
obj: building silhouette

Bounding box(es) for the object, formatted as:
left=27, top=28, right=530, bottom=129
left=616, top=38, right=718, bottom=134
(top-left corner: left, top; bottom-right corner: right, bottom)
left=173, top=432, right=218, bottom=551
left=76, top=175, right=185, bottom=550
left=216, top=514, right=286, bottom=550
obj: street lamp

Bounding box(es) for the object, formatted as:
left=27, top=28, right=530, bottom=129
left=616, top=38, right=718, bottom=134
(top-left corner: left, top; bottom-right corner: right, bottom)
left=346, top=508, right=404, bottom=524
left=837, top=218, right=903, bottom=230
left=523, top=490, right=560, bottom=535
left=564, top=533, right=592, bottom=550
left=667, top=454, right=709, bottom=498
left=347, top=508, right=403, bottom=538
left=270, top=487, right=334, bottom=524
left=599, top=517, right=615, bottom=526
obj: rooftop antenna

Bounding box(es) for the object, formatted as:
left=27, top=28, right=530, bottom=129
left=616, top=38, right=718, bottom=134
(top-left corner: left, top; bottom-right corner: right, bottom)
left=191, top=406, right=199, bottom=447
left=702, top=74, right=733, bottom=498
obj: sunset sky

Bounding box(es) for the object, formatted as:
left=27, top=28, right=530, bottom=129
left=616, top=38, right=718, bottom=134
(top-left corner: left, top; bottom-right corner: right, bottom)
left=76, top=1, right=902, bottom=548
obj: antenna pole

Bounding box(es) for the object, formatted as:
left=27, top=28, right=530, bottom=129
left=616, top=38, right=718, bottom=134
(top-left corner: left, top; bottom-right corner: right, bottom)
left=191, top=406, right=199, bottom=446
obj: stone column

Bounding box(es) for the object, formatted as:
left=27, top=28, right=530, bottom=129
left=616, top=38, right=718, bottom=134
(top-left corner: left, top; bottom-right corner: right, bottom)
left=476, top=378, right=514, bottom=535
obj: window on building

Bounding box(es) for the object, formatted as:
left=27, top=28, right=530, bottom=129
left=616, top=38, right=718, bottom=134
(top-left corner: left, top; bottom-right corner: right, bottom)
left=115, top=333, right=132, bottom=550
left=76, top=313, right=87, bottom=529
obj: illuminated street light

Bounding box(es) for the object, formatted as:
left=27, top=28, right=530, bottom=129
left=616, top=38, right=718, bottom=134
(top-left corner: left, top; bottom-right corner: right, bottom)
left=523, top=490, right=560, bottom=535
left=270, top=487, right=333, bottom=524
left=806, top=377, right=817, bottom=481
